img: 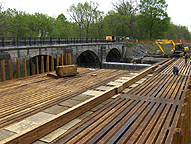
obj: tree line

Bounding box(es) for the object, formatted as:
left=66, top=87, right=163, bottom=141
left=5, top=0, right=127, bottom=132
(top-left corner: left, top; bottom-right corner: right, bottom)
left=0, top=0, right=191, bottom=40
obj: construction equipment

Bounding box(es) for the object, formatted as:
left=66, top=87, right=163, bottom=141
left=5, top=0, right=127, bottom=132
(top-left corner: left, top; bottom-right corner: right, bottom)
left=106, top=36, right=116, bottom=42
left=155, top=39, right=189, bottom=56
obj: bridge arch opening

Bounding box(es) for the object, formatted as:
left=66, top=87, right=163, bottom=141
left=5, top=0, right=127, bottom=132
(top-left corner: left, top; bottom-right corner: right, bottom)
left=32, top=55, right=57, bottom=73
left=12, top=55, right=59, bottom=78
left=106, top=48, right=122, bottom=62
left=76, top=50, right=100, bottom=68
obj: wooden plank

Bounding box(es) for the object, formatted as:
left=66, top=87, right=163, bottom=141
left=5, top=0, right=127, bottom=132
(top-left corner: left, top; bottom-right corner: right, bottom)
left=88, top=99, right=144, bottom=144
left=56, top=65, right=78, bottom=77
left=56, top=54, right=59, bottom=66
left=47, top=74, right=59, bottom=79
left=1, top=87, right=117, bottom=144
left=30, top=58, right=33, bottom=76
left=116, top=101, right=159, bottom=143
left=68, top=53, right=71, bottom=65
left=53, top=98, right=125, bottom=144
left=46, top=55, right=49, bottom=72
left=41, top=56, right=44, bottom=73
left=1, top=60, right=6, bottom=81
left=8, top=59, right=13, bottom=80
left=16, top=59, right=20, bottom=78
left=127, top=103, right=166, bottom=143
left=51, top=55, right=54, bottom=71
left=36, top=57, right=39, bottom=74
left=69, top=99, right=130, bottom=143
left=65, top=53, right=67, bottom=65
left=61, top=54, right=63, bottom=66
left=23, top=58, right=27, bottom=77
left=106, top=101, right=151, bottom=144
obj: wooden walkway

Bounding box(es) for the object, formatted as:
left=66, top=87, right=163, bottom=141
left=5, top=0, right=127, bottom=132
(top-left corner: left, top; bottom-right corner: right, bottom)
left=52, top=58, right=191, bottom=144
left=0, top=68, right=129, bottom=129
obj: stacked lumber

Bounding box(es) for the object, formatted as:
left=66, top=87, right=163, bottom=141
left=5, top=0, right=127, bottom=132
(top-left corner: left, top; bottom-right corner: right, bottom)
left=48, top=65, right=79, bottom=78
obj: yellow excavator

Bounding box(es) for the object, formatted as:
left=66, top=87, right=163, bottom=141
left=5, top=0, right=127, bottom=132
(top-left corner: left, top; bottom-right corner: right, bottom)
left=155, top=39, right=189, bottom=56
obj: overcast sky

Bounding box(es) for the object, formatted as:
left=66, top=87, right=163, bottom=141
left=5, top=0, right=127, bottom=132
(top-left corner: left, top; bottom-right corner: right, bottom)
left=2, top=0, right=191, bottom=31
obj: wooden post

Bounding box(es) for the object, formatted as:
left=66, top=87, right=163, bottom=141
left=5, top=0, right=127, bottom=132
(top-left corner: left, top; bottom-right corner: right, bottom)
left=8, top=60, right=13, bottom=80
left=65, top=53, right=67, bottom=65
left=23, top=58, right=27, bottom=77
left=36, top=57, right=39, bottom=74
left=46, top=56, right=49, bottom=72
left=41, top=56, right=44, bottom=73
left=56, top=54, right=59, bottom=66
left=68, top=53, right=71, bottom=65
left=30, top=58, right=33, bottom=76
left=16, top=59, right=20, bottom=78
left=51, top=55, right=54, bottom=71
left=1, top=60, right=6, bottom=81
left=61, top=54, right=63, bottom=66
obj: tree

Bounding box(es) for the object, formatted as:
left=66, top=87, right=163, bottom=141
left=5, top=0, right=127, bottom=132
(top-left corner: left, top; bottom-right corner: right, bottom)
left=67, top=1, right=104, bottom=37
left=112, top=0, right=139, bottom=38
left=139, top=0, right=170, bottom=39
left=50, top=14, right=71, bottom=37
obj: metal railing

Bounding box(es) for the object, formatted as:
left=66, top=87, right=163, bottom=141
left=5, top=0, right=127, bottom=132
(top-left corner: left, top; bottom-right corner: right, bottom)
left=0, top=37, right=106, bottom=47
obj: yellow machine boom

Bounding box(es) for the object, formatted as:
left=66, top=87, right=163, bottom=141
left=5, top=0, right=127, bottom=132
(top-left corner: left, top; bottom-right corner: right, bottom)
left=155, top=39, right=189, bottom=56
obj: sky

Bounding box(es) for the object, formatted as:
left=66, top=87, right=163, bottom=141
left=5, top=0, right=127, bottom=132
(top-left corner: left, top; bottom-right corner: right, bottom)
left=2, top=0, right=191, bottom=31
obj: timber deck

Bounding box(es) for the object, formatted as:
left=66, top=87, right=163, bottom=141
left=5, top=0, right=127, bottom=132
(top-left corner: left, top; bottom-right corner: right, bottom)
left=0, top=68, right=131, bottom=130
left=52, top=58, right=191, bottom=144
left=0, top=58, right=190, bottom=144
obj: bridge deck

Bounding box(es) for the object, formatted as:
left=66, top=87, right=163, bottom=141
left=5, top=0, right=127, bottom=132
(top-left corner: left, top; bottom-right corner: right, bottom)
left=0, top=68, right=129, bottom=129
left=52, top=58, right=191, bottom=144
left=0, top=58, right=190, bottom=144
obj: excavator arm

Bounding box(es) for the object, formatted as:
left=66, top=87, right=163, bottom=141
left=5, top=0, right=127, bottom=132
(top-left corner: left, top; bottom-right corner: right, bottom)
left=155, top=39, right=181, bottom=56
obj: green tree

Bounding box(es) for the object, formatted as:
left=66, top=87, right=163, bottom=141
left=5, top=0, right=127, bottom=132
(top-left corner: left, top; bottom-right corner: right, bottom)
left=50, top=14, right=71, bottom=37
left=139, top=0, right=170, bottom=39
left=112, top=0, right=139, bottom=38
left=34, top=13, right=54, bottom=37
left=67, top=1, right=104, bottom=37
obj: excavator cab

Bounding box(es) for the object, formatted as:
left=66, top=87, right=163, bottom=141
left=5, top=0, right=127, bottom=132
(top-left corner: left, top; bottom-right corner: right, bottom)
left=174, top=44, right=184, bottom=52
left=173, top=44, right=189, bottom=53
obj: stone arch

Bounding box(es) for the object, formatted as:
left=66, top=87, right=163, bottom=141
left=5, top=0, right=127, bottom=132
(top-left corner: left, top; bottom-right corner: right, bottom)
left=106, top=48, right=122, bottom=62
left=76, top=50, right=100, bottom=68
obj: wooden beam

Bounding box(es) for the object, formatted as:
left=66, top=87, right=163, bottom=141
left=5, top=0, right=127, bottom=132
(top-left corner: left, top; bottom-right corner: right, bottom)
left=16, top=59, right=20, bottom=78
left=2, top=88, right=116, bottom=144
left=56, top=65, right=78, bottom=77
left=56, top=54, right=59, bottom=66
left=30, top=58, right=33, bottom=76
left=51, top=55, right=54, bottom=71
left=36, top=57, right=39, bottom=74
left=65, top=53, right=67, bottom=65
left=46, top=55, right=49, bottom=72
left=61, top=54, right=63, bottom=66
left=41, top=56, right=44, bottom=73
left=8, top=59, right=13, bottom=80
left=1, top=60, right=5, bottom=81
left=68, top=53, right=71, bottom=65
left=23, top=58, right=27, bottom=77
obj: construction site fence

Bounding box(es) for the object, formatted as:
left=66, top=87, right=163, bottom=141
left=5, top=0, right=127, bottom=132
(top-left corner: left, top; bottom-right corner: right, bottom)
left=136, top=39, right=191, bottom=43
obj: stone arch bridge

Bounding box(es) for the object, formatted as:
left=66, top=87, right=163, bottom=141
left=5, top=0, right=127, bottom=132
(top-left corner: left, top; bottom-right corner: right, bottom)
left=0, top=42, right=125, bottom=80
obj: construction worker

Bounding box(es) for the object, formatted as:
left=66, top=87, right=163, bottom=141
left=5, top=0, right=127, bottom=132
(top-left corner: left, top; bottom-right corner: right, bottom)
left=185, top=53, right=188, bottom=64
left=173, top=66, right=179, bottom=75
